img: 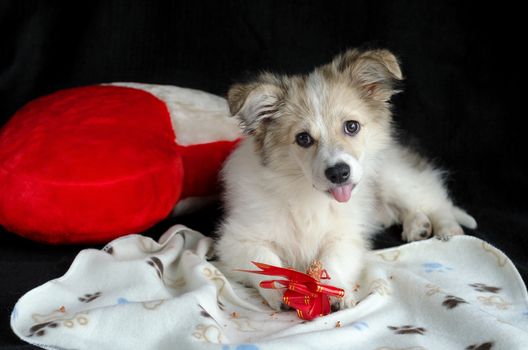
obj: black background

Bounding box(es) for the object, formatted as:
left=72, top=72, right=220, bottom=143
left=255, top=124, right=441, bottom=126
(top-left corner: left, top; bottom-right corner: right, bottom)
left=1, top=1, right=527, bottom=348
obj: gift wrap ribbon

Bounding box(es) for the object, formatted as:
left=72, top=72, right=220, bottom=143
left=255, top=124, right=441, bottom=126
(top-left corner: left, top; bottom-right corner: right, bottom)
left=241, top=262, right=345, bottom=320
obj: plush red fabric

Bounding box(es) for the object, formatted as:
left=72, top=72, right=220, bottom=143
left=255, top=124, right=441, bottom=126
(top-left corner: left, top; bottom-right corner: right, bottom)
left=178, top=140, right=240, bottom=199
left=0, top=85, right=184, bottom=244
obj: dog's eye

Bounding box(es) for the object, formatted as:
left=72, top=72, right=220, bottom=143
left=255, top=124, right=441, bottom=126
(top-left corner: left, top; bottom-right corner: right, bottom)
left=295, top=132, right=314, bottom=148
left=344, top=120, right=361, bottom=136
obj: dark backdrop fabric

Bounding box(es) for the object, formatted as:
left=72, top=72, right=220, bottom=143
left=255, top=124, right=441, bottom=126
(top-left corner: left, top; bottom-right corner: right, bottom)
left=1, top=1, right=526, bottom=348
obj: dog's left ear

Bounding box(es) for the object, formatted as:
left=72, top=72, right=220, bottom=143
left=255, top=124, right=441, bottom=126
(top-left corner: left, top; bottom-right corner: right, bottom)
left=227, top=77, right=283, bottom=134
left=334, top=49, right=403, bottom=101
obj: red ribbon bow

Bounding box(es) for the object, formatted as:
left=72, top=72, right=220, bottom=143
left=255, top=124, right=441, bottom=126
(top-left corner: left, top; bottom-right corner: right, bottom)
left=241, top=261, right=345, bottom=320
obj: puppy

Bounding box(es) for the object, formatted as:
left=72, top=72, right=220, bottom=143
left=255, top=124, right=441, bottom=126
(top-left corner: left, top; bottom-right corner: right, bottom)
left=215, top=48, right=477, bottom=310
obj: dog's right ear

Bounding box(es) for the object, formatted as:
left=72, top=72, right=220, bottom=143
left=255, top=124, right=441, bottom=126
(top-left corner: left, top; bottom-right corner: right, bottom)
left=227, top=80, right=283, bottom=135
left=333, top=49, right=403, bottom=102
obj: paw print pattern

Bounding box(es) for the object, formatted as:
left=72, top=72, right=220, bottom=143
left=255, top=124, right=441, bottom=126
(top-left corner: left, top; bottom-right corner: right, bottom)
left=477, top=295, right=511, bottom=310
left=425, top=284, right=442, bottom=296
left=442, top=295, right=468, bottom=309
left=469, top=283, right=501, bottom=293
left=351, top=321, right=369, bottom=331
left=368, top=278, right=391, bottom=296
left=388, top=325, right=426, bottom=335
left=466, top=342, right=494, bottom=350
left=147, top=256, right=164, bottom=279
left=27, top=321, right=59, bottom=337
left=78, top=291, right=102, bottom=303
left=117, top=297, right=129, bottom=305
left=423, top=262, right=453, bottom=273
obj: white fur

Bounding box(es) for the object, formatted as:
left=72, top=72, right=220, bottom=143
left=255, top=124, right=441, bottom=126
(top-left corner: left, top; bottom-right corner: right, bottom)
left=215, top=50, right=476, bottom=311
left=217, top=139, right=375, bottom=309
left=217, top=139, right=476, bottom=310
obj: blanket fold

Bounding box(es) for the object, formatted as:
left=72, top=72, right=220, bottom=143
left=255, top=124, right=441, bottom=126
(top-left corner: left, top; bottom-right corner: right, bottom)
left=10, top=225, right=528, bottom=349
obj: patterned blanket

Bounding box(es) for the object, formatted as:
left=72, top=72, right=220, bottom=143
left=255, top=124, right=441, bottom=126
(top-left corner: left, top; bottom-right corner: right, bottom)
left=10, top=225, right=528, bottom=349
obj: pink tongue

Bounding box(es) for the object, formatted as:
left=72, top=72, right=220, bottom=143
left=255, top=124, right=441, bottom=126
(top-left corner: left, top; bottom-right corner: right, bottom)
left=330, top=184, right=354, bottom=203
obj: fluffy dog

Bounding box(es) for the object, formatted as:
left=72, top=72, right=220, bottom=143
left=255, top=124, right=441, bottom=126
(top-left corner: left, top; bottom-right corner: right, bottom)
left=215, top=48, right=477, bottom=310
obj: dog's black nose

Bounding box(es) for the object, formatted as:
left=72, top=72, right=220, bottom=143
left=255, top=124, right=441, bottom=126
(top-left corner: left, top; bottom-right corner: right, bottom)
left=325, top=163, right=350, bottom=184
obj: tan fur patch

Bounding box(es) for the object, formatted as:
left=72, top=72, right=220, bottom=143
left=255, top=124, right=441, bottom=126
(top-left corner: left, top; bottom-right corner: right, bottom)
left=227, top=48, right=402, bottom=173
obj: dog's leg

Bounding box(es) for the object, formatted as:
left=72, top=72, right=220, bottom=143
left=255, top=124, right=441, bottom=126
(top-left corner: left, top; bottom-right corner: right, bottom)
left=402, top=210, right=433, bottom=241
left=396, top=173, right=477, bottom=241
left=216, top=233, right=285, bottom=311
left=318, top=233, right=366, bottom=310
left=244, top=252, right=285, bottom=311
left=393, top=189, right=475, bottom=242
left=401, top=206, right=468, bottom=242
left=427, top=206, right=467, bottom=241
left=379, top=147, right=477, bottom=242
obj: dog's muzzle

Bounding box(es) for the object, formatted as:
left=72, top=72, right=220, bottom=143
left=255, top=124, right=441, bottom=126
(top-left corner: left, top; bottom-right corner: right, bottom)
left=325, top=163, right=350, bottom=184
left=325, top=163, right=355, bottom=203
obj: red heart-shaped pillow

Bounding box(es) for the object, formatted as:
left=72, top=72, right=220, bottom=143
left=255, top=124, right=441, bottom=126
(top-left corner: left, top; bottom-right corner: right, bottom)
left=0, top=84, right=240, bottom=244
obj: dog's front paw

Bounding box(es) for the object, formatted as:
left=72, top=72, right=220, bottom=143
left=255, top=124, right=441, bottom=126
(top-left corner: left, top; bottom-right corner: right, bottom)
left=259, top=288, right=284, bottom=311
left=435, top=222, right=464, bottom=241
left=402, top=211, right=432, bottom=242
left=330, top=292, right=357, bottom=312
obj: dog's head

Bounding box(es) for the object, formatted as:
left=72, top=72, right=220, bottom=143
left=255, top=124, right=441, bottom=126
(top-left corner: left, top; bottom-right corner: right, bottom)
left=228, top=49, right=403, bottom=203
